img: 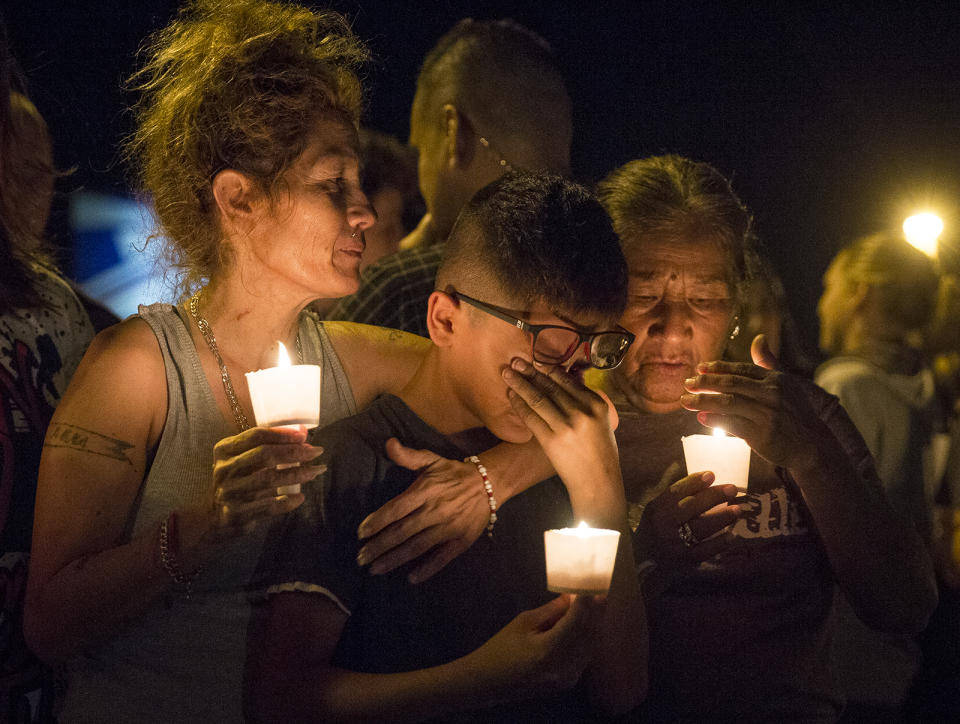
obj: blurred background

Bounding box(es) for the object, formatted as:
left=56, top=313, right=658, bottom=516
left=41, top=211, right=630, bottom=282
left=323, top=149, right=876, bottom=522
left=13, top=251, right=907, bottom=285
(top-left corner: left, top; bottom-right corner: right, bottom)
left=5, top=0, right=959, bottom=348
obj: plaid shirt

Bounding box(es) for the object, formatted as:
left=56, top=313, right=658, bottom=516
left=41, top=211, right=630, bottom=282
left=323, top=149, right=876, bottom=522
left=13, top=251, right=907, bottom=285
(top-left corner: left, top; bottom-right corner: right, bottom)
left=325, top=245, right=444, bottom=337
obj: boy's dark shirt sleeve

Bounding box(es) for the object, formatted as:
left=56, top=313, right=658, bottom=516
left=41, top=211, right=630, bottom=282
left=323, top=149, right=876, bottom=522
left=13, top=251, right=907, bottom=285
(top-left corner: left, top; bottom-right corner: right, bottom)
left=252, top=418, right=383, bottom=614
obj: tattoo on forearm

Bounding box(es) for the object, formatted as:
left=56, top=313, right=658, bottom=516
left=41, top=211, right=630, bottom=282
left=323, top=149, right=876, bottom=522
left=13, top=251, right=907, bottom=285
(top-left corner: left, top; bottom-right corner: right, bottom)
left=45, top=422, right=135, bottom=465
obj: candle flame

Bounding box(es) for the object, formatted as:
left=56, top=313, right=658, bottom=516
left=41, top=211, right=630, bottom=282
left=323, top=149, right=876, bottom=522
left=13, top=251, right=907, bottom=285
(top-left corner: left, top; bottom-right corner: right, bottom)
left=277, top=341, right=291, bottom=368
left=712, top=427, right=726, bottom=438
left=577, top=521, right=589, bottom=529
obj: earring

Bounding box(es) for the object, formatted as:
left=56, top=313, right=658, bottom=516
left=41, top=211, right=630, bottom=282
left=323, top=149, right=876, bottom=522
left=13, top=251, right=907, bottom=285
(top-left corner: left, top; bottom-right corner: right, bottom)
left=729, top=316, right=740, bottom=340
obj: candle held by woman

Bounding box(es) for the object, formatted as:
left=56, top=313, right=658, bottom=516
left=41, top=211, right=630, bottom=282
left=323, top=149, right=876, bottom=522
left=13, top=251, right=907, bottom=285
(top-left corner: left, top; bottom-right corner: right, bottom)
left=681, top=427, right=751, bottom=491
left=246, top=341, right=322, bottom=495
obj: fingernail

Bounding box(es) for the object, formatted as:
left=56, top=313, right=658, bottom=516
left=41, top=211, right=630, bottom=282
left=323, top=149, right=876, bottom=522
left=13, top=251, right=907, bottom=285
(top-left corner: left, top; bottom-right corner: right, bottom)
left=701, top=471, right=715, bottom=484
left=407, top=572, right=421, bottom=584
left=501, top=366, right=516, bottom=380
left=357, top=518, right=371, bottom=538
left=511, top=358, right=529, bottom=371
left=684, top=377, right=697, bottom=388
left=369, top=561, right=384, bottom=575
left=698, top=362, right=711, bottom=372
left=356, top=548, right=368, bottom=566
left=680, top=393, right=696, bottom=406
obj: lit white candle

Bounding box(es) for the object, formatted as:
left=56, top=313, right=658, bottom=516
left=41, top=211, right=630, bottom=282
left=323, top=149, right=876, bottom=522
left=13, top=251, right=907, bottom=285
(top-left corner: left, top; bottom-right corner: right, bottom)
left=543, top=521, right=620, bottom=595
left=245, top=341, right=322, bottom=495
left=681, top=427, right=751, bottom=491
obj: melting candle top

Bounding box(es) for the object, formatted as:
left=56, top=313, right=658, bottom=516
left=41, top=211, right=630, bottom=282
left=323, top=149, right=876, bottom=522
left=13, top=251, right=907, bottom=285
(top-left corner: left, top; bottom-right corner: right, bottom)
left=277, top=341, right=291, bottom=367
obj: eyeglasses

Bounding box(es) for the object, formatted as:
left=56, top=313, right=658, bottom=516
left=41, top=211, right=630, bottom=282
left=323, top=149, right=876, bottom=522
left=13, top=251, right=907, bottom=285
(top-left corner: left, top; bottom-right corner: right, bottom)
left=453, top=291, right=635, bottom=370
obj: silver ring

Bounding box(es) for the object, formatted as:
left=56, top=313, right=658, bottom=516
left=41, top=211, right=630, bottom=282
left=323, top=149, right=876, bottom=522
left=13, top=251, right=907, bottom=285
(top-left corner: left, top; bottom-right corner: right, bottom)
left=678, top=521, right=699, bottom=549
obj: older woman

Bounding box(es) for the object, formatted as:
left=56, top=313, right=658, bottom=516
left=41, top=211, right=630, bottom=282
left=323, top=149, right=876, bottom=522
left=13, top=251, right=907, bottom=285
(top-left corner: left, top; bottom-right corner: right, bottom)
left=23, top=2, right=445, bottom=721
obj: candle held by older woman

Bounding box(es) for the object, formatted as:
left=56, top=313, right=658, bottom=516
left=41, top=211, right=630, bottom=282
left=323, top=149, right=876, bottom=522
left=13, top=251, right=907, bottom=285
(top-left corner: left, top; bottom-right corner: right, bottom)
left=681, top=427, right=751, bottom=491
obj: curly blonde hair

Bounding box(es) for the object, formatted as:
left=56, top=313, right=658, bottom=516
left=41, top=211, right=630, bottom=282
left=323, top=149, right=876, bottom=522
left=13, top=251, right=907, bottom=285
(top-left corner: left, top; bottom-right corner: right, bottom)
left=125, top=0, right=368, bottom=294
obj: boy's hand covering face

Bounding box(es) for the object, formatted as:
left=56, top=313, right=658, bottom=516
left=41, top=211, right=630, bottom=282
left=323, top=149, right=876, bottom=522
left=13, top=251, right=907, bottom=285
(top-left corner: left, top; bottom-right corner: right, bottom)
left=501, top=358, right=620, bottom=499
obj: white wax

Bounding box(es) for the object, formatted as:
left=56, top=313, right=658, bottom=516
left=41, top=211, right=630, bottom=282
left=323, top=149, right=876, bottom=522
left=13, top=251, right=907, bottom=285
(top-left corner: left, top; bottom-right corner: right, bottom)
left=245, top=363, right=322, bottom=429
left=681, top=432, right=751, bottom=491
left=544, top=526, right=620, bottom=595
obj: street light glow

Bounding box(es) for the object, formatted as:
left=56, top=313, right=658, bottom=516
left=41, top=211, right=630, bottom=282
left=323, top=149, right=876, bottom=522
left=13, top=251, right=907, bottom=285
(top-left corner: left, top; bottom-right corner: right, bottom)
left=902, top=212, right=943, bottom=257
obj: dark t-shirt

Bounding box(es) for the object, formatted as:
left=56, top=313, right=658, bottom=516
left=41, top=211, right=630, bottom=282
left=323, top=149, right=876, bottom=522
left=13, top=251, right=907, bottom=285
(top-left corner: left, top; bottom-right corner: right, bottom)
left=255, top=394, right=585, bottom=722
left=618, top=400, right=860, bottom=722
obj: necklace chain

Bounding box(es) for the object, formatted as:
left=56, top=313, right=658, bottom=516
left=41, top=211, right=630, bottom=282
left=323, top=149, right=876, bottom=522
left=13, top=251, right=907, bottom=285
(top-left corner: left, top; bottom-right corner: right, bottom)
left=188, top=291, right=304, bottom=433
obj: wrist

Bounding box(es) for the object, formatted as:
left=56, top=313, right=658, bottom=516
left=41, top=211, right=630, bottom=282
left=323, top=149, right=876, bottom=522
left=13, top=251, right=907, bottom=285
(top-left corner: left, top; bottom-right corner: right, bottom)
left=156, top=512, right=204, bottom=597
left=466, top=455, right=497, bottom=537
left=787, top=430, right=846, bottom=480
left=480, top=440, right=551, bottom=505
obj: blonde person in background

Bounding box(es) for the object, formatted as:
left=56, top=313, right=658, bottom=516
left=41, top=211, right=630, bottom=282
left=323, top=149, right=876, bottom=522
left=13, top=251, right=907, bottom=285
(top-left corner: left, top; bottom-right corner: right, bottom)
left=815, top=232, right=944, bottom=720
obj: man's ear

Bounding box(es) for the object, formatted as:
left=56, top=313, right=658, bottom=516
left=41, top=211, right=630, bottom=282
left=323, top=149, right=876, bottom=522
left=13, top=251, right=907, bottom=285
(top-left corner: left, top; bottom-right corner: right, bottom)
left=211, top=169, right=262, bottom=234
left=441, top=104, right=476, bottom=170
left=426, top=289, right=461, bottom=347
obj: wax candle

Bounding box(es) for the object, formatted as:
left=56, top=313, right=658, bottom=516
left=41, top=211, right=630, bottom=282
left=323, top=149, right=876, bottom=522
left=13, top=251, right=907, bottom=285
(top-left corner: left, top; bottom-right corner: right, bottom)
left=543, top=521, right=620, bottom=595
left=245, top=341, right=322, bottom=494
left=681, top=427, right=751, bottom=491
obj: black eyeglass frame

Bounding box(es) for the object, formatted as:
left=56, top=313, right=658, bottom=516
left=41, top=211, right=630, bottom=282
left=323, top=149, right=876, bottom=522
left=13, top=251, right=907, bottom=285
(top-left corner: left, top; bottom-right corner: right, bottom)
left=451, top=291, right=635, bottom=370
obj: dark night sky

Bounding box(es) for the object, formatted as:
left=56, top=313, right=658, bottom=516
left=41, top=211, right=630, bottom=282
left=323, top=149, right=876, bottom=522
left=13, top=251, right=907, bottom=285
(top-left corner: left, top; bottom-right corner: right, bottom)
left=6, top=1, right=960, bottom=350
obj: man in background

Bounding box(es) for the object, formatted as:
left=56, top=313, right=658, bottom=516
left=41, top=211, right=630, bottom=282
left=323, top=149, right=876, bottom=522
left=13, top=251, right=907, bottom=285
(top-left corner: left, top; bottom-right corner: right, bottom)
left=326, top=17, right=572, bottom=336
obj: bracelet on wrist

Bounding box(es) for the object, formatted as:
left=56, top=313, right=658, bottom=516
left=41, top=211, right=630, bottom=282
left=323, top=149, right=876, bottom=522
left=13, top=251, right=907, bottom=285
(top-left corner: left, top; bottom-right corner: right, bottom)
left=467, top=455, right=497, bottom=538
left=158, top=512, right=201, bottom=598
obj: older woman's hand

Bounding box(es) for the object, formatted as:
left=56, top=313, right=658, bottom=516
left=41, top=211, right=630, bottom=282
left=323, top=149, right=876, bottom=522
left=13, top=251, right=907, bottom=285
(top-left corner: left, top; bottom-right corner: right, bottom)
left=680, top=335, right=834, bottom=474
left=634, top=464, right=740, bottom=572
left=207, top=425, right=323, bottom=539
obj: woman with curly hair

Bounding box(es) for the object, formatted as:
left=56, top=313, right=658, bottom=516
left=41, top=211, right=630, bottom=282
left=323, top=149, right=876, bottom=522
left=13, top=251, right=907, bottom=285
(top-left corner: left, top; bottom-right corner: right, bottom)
left=22, top=2, right=431, bottom=720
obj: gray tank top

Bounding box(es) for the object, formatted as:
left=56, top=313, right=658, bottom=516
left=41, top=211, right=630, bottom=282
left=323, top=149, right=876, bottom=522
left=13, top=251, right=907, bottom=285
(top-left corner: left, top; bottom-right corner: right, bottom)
left=62, top=303, right=356, bottom=723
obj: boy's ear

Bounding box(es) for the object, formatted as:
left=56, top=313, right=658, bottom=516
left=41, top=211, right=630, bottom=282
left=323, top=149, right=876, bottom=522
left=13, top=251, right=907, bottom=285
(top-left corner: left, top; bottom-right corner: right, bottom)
left=211, top=169, right=263, bottom=234
left=441, top=104, right=475, bottom=171
left=426, top=290, right=461, bottom=346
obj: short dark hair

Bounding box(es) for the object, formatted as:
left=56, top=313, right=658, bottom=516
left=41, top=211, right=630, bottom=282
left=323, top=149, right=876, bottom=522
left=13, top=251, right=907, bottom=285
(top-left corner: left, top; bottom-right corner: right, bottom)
left=597, top=155, right=760, bottom=301
left=415, top=19, right=570, bottom=171
left=437, top=171, right=628, bottom=321
left=831, top=232, right=940, bottom=331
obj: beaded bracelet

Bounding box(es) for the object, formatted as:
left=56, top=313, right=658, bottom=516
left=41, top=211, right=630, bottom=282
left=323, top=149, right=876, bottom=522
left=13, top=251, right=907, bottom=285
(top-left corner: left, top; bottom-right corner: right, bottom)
left=158, top=512, right=200, bottom=598
left=467, top=455, right=497, bottom=538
